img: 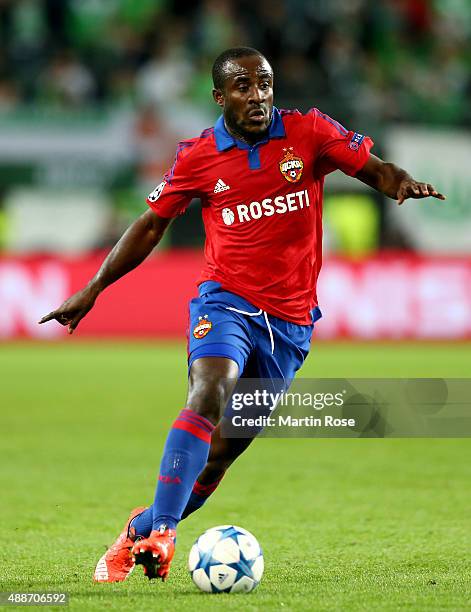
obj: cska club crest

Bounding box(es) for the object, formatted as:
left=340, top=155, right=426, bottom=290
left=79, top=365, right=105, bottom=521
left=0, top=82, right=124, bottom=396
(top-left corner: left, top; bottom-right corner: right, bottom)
left=193, top=314, right=212, bottom=339
left=279, top=147, right=304, bottom=183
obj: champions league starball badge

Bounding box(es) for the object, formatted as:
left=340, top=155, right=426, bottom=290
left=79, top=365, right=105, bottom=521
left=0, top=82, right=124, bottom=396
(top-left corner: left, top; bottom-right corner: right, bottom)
left=279, top=147, right=304, bottom=183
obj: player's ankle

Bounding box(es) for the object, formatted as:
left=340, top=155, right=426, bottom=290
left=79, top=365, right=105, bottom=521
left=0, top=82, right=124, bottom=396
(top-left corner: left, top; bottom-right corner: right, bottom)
left=151, top=525, right=177, bottom=537
left=152, top=518, right=177, bottom=533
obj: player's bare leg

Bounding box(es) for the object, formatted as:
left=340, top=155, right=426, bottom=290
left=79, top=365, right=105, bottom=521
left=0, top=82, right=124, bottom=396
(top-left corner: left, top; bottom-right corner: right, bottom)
left=132, top=357, right=239, bottom=580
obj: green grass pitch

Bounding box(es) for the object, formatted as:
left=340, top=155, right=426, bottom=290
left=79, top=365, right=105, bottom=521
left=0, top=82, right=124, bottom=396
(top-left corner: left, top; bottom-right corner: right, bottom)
left=1, top=341, right=470, bottom=611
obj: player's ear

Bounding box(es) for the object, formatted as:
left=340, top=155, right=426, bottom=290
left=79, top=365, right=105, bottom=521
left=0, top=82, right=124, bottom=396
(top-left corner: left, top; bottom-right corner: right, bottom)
left=212, top=88, right=224, bottom=108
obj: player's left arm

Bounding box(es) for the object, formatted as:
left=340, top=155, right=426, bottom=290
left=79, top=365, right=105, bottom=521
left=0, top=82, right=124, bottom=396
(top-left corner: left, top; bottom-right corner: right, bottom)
left=355, top=153, right=446, bottom=205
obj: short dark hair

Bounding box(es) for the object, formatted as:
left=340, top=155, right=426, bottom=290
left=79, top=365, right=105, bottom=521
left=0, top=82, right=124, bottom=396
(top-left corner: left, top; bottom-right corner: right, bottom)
left=212, top=47, right=265, bottom=90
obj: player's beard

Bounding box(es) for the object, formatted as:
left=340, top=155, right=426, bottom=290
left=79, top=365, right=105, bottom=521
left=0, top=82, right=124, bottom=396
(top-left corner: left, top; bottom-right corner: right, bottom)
left=224, top=106, right=271, bottom=145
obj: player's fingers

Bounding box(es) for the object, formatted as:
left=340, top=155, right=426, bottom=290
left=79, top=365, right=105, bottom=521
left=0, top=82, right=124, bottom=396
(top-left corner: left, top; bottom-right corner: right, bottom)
left=396, top=186, right=407, bottom=205
left=418, top=183, right=429, bottom=196
left=433, top=192, right=446, bottom=200
left=67, top=313, right=83, bottom=335
left=410, top=184, right=421, bottom=197
left=38, top=311, right=58, bottom=324
left=59, top=313, right=74, bottom=326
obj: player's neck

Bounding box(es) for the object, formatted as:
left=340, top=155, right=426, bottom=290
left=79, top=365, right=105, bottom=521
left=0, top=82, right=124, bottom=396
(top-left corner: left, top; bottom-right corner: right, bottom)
left=223, top=120, right=268, bottom=147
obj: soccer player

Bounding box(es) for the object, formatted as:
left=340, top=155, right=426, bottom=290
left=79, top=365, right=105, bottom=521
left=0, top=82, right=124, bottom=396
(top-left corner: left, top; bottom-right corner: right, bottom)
left=39, top=47, right=445, bottom=583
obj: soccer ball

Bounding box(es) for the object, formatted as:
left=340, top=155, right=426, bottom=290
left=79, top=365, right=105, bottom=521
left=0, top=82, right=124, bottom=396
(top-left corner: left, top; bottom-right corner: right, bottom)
left=188, top=525, right=264, bottom=593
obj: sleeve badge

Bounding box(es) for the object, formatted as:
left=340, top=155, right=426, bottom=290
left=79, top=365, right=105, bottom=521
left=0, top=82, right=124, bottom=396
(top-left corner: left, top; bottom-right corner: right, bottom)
left=348, top=132, right=365, bottom=152
left=193, top=314, right=213, bottom=339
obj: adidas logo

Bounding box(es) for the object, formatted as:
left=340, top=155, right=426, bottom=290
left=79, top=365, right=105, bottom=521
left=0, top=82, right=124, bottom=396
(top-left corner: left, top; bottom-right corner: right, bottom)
left=218, top=572, right=228, bottom=583
left=214, top=179, right=230, bottom=193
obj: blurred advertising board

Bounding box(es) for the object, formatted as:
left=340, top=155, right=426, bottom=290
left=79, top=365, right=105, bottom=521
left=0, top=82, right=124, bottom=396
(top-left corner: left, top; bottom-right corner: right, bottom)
left=387, top=127, right=471, bottom=253
left=0, top=252, right=470, bottom=340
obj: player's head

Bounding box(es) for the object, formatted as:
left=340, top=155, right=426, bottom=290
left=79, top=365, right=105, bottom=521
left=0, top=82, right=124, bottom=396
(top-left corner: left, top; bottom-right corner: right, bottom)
left=212, top=47, right=274, bottom=140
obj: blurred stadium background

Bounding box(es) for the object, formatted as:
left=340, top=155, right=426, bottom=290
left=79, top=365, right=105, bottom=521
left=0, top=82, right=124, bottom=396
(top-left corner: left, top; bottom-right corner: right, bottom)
left=2, top=3, right=471, bottom=608
left=0, top=0, right=470, bottom=341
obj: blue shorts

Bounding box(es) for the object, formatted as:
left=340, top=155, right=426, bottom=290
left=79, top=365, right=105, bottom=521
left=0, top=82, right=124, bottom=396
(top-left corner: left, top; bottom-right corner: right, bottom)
left=187, top=281, right=321, bottom=384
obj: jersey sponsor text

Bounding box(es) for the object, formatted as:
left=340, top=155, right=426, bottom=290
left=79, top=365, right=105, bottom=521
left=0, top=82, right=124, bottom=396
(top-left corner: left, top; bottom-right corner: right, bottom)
left=224, top=189, right=310, bottom=225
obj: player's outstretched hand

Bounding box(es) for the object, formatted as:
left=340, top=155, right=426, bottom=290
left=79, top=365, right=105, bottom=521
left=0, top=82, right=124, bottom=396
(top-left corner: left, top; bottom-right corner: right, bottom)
left=38, top=285, right=99, bottom=334
left=397, top=179, right=446, bottom=206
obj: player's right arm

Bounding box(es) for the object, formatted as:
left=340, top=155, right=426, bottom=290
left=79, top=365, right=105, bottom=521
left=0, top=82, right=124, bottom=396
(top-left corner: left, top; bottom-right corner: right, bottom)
left=39, top=138, right=199, bottom=334
left=38, top=210, right=171, bottom=334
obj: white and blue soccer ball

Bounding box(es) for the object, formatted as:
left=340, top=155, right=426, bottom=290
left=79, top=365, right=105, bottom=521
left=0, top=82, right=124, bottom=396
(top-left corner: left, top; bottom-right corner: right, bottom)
left=188, top=525, right=264, bottom=593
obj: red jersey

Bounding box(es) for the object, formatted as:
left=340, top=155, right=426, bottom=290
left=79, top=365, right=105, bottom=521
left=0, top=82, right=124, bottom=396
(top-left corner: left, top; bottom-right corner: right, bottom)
left=146, top=107, right=373, bottom=324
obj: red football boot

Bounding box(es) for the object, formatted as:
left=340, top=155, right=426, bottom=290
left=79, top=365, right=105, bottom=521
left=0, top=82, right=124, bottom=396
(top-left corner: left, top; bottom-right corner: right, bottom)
left=132, top=527, right=176, bottom=581
left=93, top=506, right=147, bottom=583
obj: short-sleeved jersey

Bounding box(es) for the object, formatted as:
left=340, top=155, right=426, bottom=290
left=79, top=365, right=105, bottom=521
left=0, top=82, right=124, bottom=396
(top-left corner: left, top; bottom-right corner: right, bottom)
left=146, top=107, right=373, bottom=324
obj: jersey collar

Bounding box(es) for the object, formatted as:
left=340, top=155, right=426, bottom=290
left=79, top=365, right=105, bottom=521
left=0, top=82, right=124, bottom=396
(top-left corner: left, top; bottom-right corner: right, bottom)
left=214, top=107, right=285, bottom=152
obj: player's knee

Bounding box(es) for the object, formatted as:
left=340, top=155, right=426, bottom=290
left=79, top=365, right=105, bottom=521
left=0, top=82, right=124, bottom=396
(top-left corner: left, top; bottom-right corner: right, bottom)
left=186, top=377, right=228, bottom=424
left=186, top=357, right=238, bottom=424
